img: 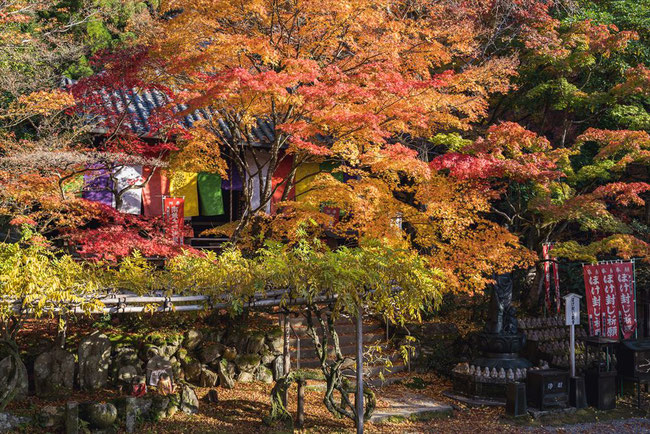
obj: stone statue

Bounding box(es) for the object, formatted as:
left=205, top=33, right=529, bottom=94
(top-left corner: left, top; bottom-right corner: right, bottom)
left=485, top=273, right=518, bottom=335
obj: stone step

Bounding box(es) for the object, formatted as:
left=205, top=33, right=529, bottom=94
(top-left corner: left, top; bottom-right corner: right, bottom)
left=369, top=393, right=453, bottom=424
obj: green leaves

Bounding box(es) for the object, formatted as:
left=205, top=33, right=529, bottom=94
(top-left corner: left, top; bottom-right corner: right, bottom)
left=0, top=234, right=104, bottom=320
left=164, top=239, right=444, bottom=325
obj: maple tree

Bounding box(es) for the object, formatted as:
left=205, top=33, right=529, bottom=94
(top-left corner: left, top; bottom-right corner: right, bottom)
left=0, top=0, right=181, bottom=259
left=146, top=0, right=519, bottom=239
left=134, top=1, right=541, bottom=424
left=432, top=121, right=650, bottom=305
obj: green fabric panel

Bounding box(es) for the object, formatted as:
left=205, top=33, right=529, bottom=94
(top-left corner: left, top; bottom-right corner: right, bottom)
left=319, top=161, right=344, bottom=182
left=62, top=174, right=84, bottom=198
left=197, top=172, right=224, bottom=216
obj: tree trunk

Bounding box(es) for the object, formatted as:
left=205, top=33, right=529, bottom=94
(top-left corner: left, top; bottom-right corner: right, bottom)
left=296, top=378, right=305, bottom=429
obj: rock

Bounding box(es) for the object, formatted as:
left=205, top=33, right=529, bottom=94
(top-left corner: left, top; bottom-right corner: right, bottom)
left=159, top=343, right=180, bottom=359
left=469, top=365, right=475, bottom=375
left=222, top=346, right=237, bottom=362
left=0, top=355, right=28, bottom=400
left=255, top=366, right=273, bottom=384
left=235, top=354, right=261, bottom=373
left=200, top=368, right=219, bottom=387
left=86, top=403, right=118, bottom=429
left=265, top=329, right=283, bottom=354
left=0, top=412, right=29, bottom=431
left=171, top=359, right=184, bottom=382
left=38, top=405, right=64, bottom=428
left=181, top=357, right=202, bottom=384
left=33, top=347, right=75, bottom=396
left=140, top=344, right=160, bottom=361
left=113, top=347, right=140, bottom=367
left=117, top=366, right=138, bottom=385
left=272, top=356, right=284, bottom=381
left=246, top=333, right=266, bottom=355
left=132, top=397, right=152, bottom=418
left=217, top=359, right=235, bottom=389
left=183, top=330, right=203, bottom=350
left=237, top=371, right=254, bottom=383
left=65, top=401, right=78, bottom=434
left=124, top=397, right=137, bottom=433
left=111, top=347, right=142, bottom=384
left=115, top=396, right=152, bottom=424
left=207, top=389, right=218, bottom=403
left=145, top=355, right=173, bottom=386
left=199, top=343, right=224, bottom=364
left=225, top=329, right=246, bottom=351
left=261, top=351, right=275, bottom=365
left=150, top=395, right=170, bottom=421
left=78, top=332, right=111, bottom=391
left=180, top=385, right=199, bottom=414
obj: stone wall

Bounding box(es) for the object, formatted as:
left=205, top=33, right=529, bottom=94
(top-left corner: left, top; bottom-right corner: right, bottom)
left=23, top=325, right=285, bottom=399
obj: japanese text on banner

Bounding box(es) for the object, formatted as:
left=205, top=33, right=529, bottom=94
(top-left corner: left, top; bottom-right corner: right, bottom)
left=616, top=262, right=636, bottom=339
left=583, top=264, right=603, bottom=336
left=163, top=197, right=185, bottom=245
left=599, top=263, right=619, bottom=340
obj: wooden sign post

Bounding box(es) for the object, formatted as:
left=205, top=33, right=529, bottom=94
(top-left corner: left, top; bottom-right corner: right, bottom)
left=564, top=293, right=581, bottom=377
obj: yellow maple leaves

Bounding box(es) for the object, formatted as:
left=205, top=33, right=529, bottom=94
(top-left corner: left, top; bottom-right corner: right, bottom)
left=12, top=90, right=75, bottom=117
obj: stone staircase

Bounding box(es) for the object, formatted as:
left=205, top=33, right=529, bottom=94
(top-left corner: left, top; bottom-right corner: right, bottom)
left=287, top=313, right=409, bottom=384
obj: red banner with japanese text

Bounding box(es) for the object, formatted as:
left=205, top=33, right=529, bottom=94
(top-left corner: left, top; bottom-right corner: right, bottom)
left=163, top=197, right=185, bottom=245
left=615, top=261, right=636, bottom=339
left=599, top=263, right=620, bottom=340
left=583, top=264, right=603, bottom=336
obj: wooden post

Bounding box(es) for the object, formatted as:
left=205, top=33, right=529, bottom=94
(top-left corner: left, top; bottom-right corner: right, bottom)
left=296, top=378, right=305, bottom=429
left=355, top=304, right=364, bottom=434
left=282, top=313, right=290, bottom=407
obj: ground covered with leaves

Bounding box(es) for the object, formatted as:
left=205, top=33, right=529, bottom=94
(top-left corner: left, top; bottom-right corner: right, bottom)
left=5, top=371, right=650, bottom=433
left=5, top=316, right=650, bottom=433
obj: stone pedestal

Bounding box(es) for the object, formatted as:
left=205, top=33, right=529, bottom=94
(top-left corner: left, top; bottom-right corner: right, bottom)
left=471, top=332, right=532, bottom=371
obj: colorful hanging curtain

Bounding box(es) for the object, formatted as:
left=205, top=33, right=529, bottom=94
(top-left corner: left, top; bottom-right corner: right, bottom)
left=319, top=161, right=345, bottom=182
left=142, top=167, right=170, bottom=217
left=295, top=163, right=320, bottom=201
left=245, top=152, right=271, bottom=214
left=114, top=165, right=143, bottom=215
left=169, top=171, right=199, bottom=217
left=271, top=155, right=295, bottom=214
left=222, top=166, right=243, bottom=191
left=198, top=172, right=225, bottom=216
left=82, top=165, right=114, bottom=207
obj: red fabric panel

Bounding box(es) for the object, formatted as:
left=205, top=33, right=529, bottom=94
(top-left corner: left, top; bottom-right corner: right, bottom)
left=271, top=155, right=295, bottom=214
left=142, top=167, right=170, bottom=217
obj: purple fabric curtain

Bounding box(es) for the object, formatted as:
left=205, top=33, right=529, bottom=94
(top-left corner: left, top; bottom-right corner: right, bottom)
left=82, top=166, right=114, bottom=207
left=221, top=166, right=243, bottom=190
